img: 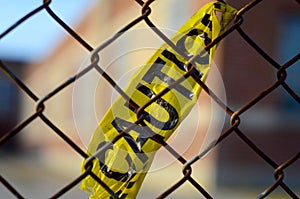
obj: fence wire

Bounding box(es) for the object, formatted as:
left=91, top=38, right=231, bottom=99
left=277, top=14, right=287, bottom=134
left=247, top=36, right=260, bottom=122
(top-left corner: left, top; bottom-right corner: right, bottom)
left=0, top=0, right=300, bottom=198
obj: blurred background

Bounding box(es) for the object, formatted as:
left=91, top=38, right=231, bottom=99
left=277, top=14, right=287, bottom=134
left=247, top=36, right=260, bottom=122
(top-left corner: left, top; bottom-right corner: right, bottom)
left=0, top=0, right=299, bottom=198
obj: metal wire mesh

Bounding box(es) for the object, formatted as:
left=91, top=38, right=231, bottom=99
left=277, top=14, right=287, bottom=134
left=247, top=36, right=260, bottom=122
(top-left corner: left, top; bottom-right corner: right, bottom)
left=0, top=0, right=299, bottom=198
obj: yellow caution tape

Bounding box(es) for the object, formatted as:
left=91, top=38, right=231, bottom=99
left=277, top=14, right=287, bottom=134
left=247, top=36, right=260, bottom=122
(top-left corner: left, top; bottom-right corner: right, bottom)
left=81, top=2, right=237, bottom=198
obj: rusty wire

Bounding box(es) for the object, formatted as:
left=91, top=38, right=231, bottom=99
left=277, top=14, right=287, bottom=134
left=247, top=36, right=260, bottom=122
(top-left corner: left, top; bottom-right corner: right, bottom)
left=0, top=0, right=300, bottom=198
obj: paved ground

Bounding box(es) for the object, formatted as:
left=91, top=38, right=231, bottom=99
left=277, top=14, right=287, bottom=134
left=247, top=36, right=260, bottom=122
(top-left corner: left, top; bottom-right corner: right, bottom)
left=0, top=151, right=295, bottom=199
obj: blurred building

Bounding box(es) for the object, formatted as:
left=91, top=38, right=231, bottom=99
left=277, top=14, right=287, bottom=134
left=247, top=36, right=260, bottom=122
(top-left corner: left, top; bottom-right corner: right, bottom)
left=16, top=0, right=300, bottom=198
left=21, top=0, right=218, bottom=198
left=0, top=60, right=25, bottom=153
left=217, top=0, right=300, bottom=192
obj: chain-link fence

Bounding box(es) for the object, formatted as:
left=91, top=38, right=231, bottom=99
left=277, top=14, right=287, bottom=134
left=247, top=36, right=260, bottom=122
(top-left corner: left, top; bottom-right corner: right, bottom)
left=1, top=0, right=300, bottom=198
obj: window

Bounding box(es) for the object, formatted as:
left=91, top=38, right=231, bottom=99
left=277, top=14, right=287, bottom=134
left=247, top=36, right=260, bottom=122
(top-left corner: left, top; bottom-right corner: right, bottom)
left=277, top=14, right=300, bottom=114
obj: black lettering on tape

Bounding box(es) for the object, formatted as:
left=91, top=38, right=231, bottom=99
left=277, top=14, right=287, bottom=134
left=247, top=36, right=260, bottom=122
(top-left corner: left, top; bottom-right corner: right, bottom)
left=161, top=49, right=186, bottom=72
left=136, top=84, right=179, bottom=130
left=96, top=141, right=134, bottom=182
left=142, top=55, right=194, bottom=100
left=176, top=28, right=211, bottom=55
left=111, top=118, right=149, bottom=163
left=201, top=14, right=212, bottom=30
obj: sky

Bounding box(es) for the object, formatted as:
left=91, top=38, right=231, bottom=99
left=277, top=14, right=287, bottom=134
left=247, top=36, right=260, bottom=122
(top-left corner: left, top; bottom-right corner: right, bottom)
left=0, top=0, right=97, bottom=62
